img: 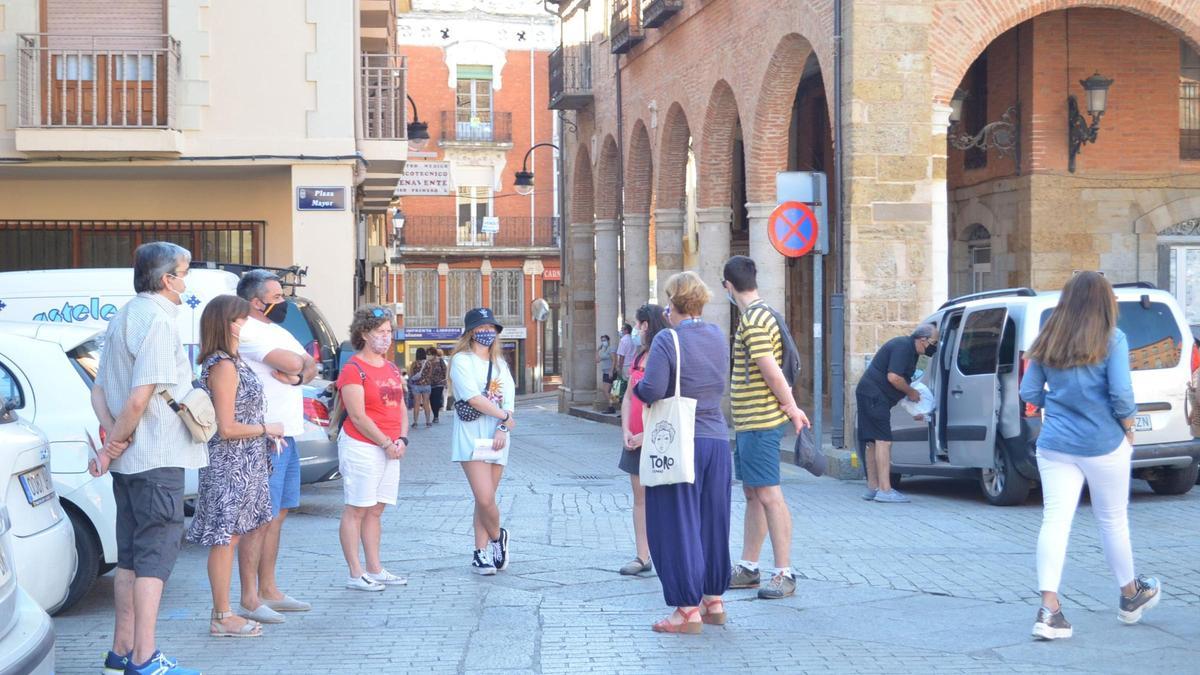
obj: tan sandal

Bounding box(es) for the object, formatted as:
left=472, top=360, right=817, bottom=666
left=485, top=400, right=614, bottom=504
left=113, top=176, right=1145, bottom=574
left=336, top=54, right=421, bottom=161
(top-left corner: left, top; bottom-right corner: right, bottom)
left=651, top=607, right=702, bottom=634
left=210, top=609, right=262, bottom=638
left=700, top=597, right=726, bottom=625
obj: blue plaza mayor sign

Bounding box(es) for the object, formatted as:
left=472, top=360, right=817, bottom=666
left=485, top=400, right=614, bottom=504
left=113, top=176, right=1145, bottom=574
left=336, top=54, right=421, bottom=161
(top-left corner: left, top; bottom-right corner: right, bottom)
left=296, top=186, right=346, bottom=211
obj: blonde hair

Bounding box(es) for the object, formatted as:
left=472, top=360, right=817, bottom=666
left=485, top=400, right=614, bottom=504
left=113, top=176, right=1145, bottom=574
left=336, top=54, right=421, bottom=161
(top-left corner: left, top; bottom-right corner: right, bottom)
left=664, top=271, right=712, bottom=316
left=1027, top=271, right=1117, bottom=369
left=451, top=327, right=503, bottom=365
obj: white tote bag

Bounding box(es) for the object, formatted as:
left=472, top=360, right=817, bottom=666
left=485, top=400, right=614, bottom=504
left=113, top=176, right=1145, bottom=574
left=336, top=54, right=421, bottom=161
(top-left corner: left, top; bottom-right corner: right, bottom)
left=639, top=329, right=696, bottom=487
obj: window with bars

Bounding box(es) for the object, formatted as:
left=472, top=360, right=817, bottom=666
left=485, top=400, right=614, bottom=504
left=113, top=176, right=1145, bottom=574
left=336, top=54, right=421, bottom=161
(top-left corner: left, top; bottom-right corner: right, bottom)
left=1182, top=40, right=1200, bottom=160
left=447, top=270, right=481, bottom=326
left=403, top=269, right=439, bottom=327
left=491, top=269, right=525, bottom=325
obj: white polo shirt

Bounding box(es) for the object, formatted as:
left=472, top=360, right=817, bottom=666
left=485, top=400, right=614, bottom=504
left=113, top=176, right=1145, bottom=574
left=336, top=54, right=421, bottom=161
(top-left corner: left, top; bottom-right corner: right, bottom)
left=238, top=318, right=307, bottom=437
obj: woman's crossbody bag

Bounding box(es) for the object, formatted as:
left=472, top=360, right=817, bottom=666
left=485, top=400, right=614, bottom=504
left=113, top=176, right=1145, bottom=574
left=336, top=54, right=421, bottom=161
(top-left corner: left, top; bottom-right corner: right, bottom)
left=453, top=360, right=494, bottom=422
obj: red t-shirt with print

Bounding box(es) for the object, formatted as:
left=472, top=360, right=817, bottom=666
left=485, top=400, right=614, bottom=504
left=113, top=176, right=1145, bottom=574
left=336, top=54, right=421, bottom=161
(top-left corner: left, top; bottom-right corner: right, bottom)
left=336, top=355, right=405, bottom=444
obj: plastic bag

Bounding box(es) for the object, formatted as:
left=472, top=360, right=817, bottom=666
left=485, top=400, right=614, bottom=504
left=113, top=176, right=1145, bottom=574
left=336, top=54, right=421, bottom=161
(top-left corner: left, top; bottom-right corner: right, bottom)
left=900, top=382, right=936, bottom=417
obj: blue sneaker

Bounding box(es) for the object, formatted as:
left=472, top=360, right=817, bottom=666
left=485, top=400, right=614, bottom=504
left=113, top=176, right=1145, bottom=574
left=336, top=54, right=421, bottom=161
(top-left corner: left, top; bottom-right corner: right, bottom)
left=103, top=650, right=130, bottom=675
left=124, top=651, right=201, bottom=675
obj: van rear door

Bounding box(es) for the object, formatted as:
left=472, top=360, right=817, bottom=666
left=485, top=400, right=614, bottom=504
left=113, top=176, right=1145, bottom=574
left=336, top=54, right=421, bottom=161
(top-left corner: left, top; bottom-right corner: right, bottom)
left=947, top=306, right=1008, bottom=468
left=1116, top=298, right=1189, bottom=445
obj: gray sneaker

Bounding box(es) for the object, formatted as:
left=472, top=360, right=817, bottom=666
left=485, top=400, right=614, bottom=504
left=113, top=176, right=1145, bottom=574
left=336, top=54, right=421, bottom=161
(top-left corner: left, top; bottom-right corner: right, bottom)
left=757, top=572, right=796, bottom=600
left=1032, top=607, right=1073, bottom=640
left=1119, top=575, right=1161, bottom=624
left=874, top=489, right=911, bottom=503
left=729, top=563, right=761, bottom=589
left=619, top=557, right=652, bottom=576
left=862, top=488, right=878, bottom=501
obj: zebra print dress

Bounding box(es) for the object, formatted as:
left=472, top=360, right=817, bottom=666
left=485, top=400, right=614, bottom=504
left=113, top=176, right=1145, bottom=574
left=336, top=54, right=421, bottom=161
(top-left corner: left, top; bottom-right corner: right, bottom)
left=186, top=351, right=273, bottom=547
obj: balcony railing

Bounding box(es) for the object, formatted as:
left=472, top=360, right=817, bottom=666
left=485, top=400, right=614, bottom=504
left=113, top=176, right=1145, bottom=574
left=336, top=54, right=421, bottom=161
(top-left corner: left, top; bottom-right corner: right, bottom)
left=641, top=0, right=682, bottom=29
left=17, top=33, right=180, bottom=128
left=397, top=215, right=559, bottom=248
left=610, top=0, right=644, bottom=54
left=439, top=111, right=513, bottom=144
left=549, top=44, right=592, bottom=110
left=360, top=53, right=407, bottom=140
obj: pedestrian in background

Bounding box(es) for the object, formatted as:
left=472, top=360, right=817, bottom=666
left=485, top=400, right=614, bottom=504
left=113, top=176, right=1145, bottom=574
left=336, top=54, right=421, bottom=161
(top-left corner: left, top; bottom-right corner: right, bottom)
left=855, top=323, right=940, bottom=503
left=336, top=305, right=410, bottom=592
left=597, top=334, right=615, bottom=413
left=722, top=256, right=811, bottom=600
left=615, top=322, right=637, bottom=380
left=187, top=294, right=280, bottom=639
left=1019, top=271, right=1161, bottom=640
left=234, top=269, right=316, bottom=625
left=450, top=308, right=516, bottom=576
left=428, top=347, right=448, bottom=424
left=90, top=242, right=208, bottom=675
left=409, top=347, right=435, bottom=428
left=633, top=271, right=732, bottom=633
left=618, top=303, right=670, bottom=577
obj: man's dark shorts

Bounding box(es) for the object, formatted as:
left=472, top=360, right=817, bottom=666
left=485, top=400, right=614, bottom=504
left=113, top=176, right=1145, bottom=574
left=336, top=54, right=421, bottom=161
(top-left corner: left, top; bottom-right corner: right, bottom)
left=734, top=423, right=787, bottom=487
left=856, top=389, right=894, bottom=459
left=112, top=467, right=185, bottom=581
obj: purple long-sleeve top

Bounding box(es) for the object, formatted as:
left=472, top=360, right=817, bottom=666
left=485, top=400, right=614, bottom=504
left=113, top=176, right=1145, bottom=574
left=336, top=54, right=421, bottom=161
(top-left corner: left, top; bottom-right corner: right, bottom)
left=632, top=321, right=730, bottom=440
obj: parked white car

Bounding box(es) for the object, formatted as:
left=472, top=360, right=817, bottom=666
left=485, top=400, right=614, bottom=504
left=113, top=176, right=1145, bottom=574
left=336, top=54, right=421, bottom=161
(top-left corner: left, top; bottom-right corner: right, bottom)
left=0, top=396, right=74, bottom=615
left=0, top=504, right=55, bottom=675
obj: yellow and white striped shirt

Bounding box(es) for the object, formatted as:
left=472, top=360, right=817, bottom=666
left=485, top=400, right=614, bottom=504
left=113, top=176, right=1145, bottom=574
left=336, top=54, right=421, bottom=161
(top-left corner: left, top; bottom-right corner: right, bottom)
left=730, top=300, right=788, bottom=431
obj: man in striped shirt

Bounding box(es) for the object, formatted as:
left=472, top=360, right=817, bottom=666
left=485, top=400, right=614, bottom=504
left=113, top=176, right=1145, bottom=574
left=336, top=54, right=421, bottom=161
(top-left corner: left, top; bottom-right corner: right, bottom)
left=722, top=256, right=810, bottom=600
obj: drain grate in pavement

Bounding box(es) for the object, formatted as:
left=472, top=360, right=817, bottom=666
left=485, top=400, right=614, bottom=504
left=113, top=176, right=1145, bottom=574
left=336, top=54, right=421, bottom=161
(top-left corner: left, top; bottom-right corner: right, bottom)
left=570, top=474, right=614, bottom=481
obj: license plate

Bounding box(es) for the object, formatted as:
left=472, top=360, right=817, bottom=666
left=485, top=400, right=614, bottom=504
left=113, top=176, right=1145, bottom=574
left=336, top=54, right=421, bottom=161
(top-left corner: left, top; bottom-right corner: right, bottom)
left=1134, top=414, right=1153, bottom=432
left=18, top=466, right=55, bottom=507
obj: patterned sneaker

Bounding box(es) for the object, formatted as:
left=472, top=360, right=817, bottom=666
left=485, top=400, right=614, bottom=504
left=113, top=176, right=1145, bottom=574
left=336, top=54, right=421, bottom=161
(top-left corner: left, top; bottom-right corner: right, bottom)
left=473, top=548, right=497, bottom=576
left=366, top=568, right=409, bottom=586
left=103, top=650, right=130, bottom=675
left=1119, top=575, right=1161, bottom=624
left=124, top=651, right=200, bottom=675
left=1031, top=607, right=1073, bottom=640
left=729, top=563, right=761, bottom=589
left=493, top=527, right=510, bottom=571
left=757, top=571, right=797, bottom=599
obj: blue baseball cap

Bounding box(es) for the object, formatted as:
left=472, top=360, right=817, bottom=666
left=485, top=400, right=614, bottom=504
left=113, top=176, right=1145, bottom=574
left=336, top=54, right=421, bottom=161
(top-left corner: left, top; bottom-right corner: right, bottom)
left=464, top=307, right=503, bottom=334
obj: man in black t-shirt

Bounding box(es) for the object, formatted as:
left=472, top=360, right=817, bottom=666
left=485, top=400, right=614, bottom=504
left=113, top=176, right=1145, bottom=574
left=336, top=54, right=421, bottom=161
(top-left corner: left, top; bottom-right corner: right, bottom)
left=855, top=323, right=939, bottom=503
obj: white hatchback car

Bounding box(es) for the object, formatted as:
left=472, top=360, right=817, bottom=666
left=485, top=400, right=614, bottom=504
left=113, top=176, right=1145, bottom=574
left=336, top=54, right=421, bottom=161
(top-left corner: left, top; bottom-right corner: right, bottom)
left=0, top=396, right=75, bottom=615
left=0, top=504, right=55, bottom=675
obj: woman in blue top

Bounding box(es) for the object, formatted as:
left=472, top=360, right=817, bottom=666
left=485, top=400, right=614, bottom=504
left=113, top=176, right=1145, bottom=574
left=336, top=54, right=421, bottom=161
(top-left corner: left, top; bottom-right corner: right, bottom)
left=1019, top=271, right=1160, bottom=641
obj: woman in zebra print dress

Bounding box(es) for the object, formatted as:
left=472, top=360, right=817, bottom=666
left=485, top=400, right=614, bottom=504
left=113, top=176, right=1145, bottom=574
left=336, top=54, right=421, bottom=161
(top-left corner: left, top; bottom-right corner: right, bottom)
left=187, top=295, right=283, bottom=638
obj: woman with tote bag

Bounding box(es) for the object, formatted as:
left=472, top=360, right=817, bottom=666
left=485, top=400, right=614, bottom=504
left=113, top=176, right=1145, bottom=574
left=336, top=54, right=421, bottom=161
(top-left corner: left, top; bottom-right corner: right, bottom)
left=632, top=271, right=732, bottom=634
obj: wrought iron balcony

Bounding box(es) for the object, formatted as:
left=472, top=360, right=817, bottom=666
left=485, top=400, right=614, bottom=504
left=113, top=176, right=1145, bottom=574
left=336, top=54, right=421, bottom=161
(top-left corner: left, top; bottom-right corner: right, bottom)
left=439, top=111, right=513, bottom=145
left=549, top=44, right=592, bottom=110
left=610, top=0, right=644, bottom=54
left=641, top=0, right=682, bottom=29
left=396, top=215, right=559, bottom=249
left=360, top=53, right=408, bottom=140
left=17, top=33, right=180, bottom=129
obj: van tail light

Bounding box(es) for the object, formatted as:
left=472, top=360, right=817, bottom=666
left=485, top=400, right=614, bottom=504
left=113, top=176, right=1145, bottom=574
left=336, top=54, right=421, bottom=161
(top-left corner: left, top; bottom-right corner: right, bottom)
left=308, top=340, right=321, bottom=362
left=304, top=397, right=331, bottom=427
left=1019, top=351, right=1041, bottom=418
left=1191, top=342, right=1199, bottom=373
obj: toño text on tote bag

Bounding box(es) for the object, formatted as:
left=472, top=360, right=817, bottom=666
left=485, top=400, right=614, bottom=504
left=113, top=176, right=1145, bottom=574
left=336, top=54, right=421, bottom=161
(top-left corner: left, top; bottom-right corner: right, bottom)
left=639, top=329, right=696, bottom=487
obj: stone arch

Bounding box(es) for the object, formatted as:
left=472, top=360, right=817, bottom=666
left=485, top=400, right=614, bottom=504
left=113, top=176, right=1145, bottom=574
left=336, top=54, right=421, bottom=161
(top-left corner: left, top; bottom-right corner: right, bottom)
left=746, top=33, right=823, bottom=203
left=1136, top=195, right=1200, bottom=234
left=931, top=0, right=1200, bottom=104
left=626, top=120, right=654, bottom=216
left=595, top=135, right=621, bottom=221
left=570, top=143, right=594, bottom=225
left=697, top=79, right=741, bottom=210
left=656, top=102, right=691, bottom=212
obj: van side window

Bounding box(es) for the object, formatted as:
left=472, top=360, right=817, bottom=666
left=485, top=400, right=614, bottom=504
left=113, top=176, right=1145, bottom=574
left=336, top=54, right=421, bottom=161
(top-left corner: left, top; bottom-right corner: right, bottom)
left=957, top=308, right=1006, bottom=376
left=1038, top=301, right=1183, bottom=371
left=0, top=362, right=24, bottom=408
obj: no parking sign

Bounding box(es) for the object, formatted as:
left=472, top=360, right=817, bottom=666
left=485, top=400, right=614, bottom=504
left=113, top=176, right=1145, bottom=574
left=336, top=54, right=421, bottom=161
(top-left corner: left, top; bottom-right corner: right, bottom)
left=767, top=201, right=820, bottom=258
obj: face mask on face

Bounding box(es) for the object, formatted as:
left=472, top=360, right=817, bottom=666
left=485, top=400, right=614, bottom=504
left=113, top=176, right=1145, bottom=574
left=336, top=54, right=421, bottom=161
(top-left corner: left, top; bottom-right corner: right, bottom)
left=165, top=274, right=187, bottom=304
left=629, top=328, right=639, bottom=342
left=369, top=334, right=391, bottom=355
left=924, top=342, right=938, bottom=357
left=474, top=329, right=498, bottom=347
left=260, top=300, right=288, bottom=324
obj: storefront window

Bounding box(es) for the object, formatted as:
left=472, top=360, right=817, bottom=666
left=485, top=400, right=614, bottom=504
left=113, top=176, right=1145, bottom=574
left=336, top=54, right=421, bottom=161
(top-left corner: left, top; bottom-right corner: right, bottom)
left=0, top=221, right=260, bottom=272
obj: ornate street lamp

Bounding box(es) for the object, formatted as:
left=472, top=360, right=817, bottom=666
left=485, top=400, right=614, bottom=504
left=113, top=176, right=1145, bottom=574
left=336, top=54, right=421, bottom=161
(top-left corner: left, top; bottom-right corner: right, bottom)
left=513, top=142, right=560, bottom=195
left=948, top=87, right=1021, bottom=162
left=406, top=95, right=430, bottom=151
left=1067, top=72, right=1114, bottom=173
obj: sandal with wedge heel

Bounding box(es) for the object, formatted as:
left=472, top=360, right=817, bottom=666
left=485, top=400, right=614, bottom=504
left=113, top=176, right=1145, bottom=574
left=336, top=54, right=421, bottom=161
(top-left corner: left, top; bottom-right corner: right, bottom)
left=651, top=607, right=703, bottom=634
left=210, top=610, right=262, bottom=638
left=700, top=597, right=727, bottom=625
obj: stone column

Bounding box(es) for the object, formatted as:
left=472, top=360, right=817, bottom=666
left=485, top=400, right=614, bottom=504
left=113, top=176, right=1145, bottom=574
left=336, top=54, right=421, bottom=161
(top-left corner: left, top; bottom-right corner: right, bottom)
left=653, top=208, right=685, bottom=301
left=747, top=201, right=786, bottom=318
left=623, top=213, right=651, bottom=315
left=930, top=104, right=952, bottom=312
left=594, top=218, right=620, bottom=407
left=565, top=221, right=597, bottom=407
left=696, top=206, right=732, bottom=332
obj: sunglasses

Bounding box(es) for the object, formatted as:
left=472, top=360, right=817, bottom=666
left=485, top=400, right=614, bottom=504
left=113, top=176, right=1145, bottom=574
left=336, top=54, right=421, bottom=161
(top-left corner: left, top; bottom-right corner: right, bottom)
left=370, top=307, right=390, bottom=318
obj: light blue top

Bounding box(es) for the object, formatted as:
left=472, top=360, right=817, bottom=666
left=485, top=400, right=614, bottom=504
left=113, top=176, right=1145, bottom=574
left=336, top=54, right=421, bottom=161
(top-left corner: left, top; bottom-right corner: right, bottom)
left=1019, top=328, right=1136, bottom=456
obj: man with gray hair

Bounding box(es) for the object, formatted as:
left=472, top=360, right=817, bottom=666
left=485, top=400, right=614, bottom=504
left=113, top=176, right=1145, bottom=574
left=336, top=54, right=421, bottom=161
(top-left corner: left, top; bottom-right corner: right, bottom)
left=855, top=322, right=940, bottom=504
left=233, top=269, right=318, bottom=623
left=90, top=241, right=207, bottom=675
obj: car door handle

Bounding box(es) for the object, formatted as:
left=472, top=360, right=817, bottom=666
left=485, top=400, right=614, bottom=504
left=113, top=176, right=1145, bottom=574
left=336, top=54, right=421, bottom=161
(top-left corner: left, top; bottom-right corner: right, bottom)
left=950, top=387, right=964, bottom=396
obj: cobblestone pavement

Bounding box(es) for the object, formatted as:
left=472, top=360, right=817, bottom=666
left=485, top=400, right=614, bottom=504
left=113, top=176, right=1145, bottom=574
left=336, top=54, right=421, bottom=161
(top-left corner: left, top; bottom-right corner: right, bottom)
left=53, top=394, right=1200, bottom=673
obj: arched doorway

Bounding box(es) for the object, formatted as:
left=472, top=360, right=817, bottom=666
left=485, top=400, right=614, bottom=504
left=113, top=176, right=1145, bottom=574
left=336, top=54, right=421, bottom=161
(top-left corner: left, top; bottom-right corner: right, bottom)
left=655, top=102, right=691, bottom=302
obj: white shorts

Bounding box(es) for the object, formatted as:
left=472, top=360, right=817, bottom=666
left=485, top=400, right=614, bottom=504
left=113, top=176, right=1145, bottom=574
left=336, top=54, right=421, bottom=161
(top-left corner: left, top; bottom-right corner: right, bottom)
left=338, top=432, right=401, bottom=507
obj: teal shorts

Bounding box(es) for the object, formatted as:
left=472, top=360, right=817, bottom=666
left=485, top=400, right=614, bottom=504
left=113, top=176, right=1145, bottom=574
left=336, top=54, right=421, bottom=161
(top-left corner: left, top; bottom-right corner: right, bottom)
left=734, top=424, right=787, bottom=487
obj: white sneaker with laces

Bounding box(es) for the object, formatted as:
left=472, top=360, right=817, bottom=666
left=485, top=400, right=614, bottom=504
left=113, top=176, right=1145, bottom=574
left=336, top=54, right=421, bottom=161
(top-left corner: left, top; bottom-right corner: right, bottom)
left=366, top=568, right=409, bottom=586
left=346, top=574, right=386, bottom=592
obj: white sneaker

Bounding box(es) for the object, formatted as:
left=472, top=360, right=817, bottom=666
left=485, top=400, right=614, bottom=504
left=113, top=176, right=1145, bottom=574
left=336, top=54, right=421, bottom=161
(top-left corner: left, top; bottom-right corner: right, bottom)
left=346, top=574, right=386, bottom=592
left=366, top=568, right=408, bottom=586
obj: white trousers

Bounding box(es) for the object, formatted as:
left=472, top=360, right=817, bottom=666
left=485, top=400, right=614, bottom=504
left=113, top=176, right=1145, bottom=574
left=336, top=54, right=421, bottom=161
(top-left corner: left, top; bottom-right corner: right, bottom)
left=1036, top=440, right=1136, bottom=593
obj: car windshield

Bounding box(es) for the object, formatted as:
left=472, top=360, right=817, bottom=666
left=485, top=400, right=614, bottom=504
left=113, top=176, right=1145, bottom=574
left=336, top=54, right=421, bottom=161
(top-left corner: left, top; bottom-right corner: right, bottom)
left=68, top=339, right=102, bottom=386
left=1039, top=300, right=1182, bottom=370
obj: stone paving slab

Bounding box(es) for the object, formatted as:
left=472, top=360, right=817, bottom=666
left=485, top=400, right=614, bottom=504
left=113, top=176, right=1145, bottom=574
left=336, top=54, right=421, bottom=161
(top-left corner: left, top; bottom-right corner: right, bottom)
left=50, top=393, right=1200, bottom=673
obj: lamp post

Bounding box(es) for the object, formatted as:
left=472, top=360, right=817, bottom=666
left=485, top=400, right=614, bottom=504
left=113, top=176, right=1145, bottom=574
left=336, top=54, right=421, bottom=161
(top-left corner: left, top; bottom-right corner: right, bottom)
left=947, top=87, right=1021, bottom=168
left=513, top=142, right=561, bottom=196
left=1067, top=72, right=1114, bottom=173
left=406, top=95, right=430, bottom=151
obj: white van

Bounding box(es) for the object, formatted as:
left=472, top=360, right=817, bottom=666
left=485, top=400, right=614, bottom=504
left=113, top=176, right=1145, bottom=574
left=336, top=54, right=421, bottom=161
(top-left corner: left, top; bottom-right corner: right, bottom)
left=0, top=267, right=240, bottom=369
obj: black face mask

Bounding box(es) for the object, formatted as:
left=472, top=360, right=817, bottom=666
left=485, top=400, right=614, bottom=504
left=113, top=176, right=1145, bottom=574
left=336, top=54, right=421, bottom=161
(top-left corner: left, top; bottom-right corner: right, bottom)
left=924, top=343, right=938, bottom=357
left=261, top=301, right=288, bottom=324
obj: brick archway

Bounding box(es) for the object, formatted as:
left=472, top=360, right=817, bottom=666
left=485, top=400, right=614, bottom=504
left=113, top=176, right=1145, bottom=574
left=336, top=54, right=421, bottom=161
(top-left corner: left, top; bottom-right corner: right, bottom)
left=656, top=102, right=691, bottom=212
left=931, top=0, right=1200, bottom=103
left=595, top=135, right=621, bottom=221
left=697, top=79, right=741, bottom=210
left=626, top=120, right=653, bottom=216
left=746, top=33, right=823, bottom=203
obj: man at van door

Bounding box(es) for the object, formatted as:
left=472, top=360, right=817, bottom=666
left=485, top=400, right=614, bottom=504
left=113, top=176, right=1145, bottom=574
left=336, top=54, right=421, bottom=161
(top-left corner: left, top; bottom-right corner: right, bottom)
left=234, top=269, right=317, bottom=623
left=856, top=323, right=940, bottom=504
left=89, top=241, right=207, bottom=675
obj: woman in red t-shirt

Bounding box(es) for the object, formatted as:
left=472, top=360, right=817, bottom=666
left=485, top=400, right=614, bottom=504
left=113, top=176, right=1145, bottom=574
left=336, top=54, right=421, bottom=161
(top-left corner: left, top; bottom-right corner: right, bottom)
left=617, top=303, right=670, bottom=577
left=335, top=305, right=410, bottom=591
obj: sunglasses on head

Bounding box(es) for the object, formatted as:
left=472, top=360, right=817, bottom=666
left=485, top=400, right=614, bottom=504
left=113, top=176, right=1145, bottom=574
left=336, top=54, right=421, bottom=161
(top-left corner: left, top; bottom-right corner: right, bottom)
left=371, top=307, right=389, bottom=318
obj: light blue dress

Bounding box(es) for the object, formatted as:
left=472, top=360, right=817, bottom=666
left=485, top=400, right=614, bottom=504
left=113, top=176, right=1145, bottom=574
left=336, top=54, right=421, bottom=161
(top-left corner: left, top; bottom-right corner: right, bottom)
left=450, top=351, right=515, bottom=464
